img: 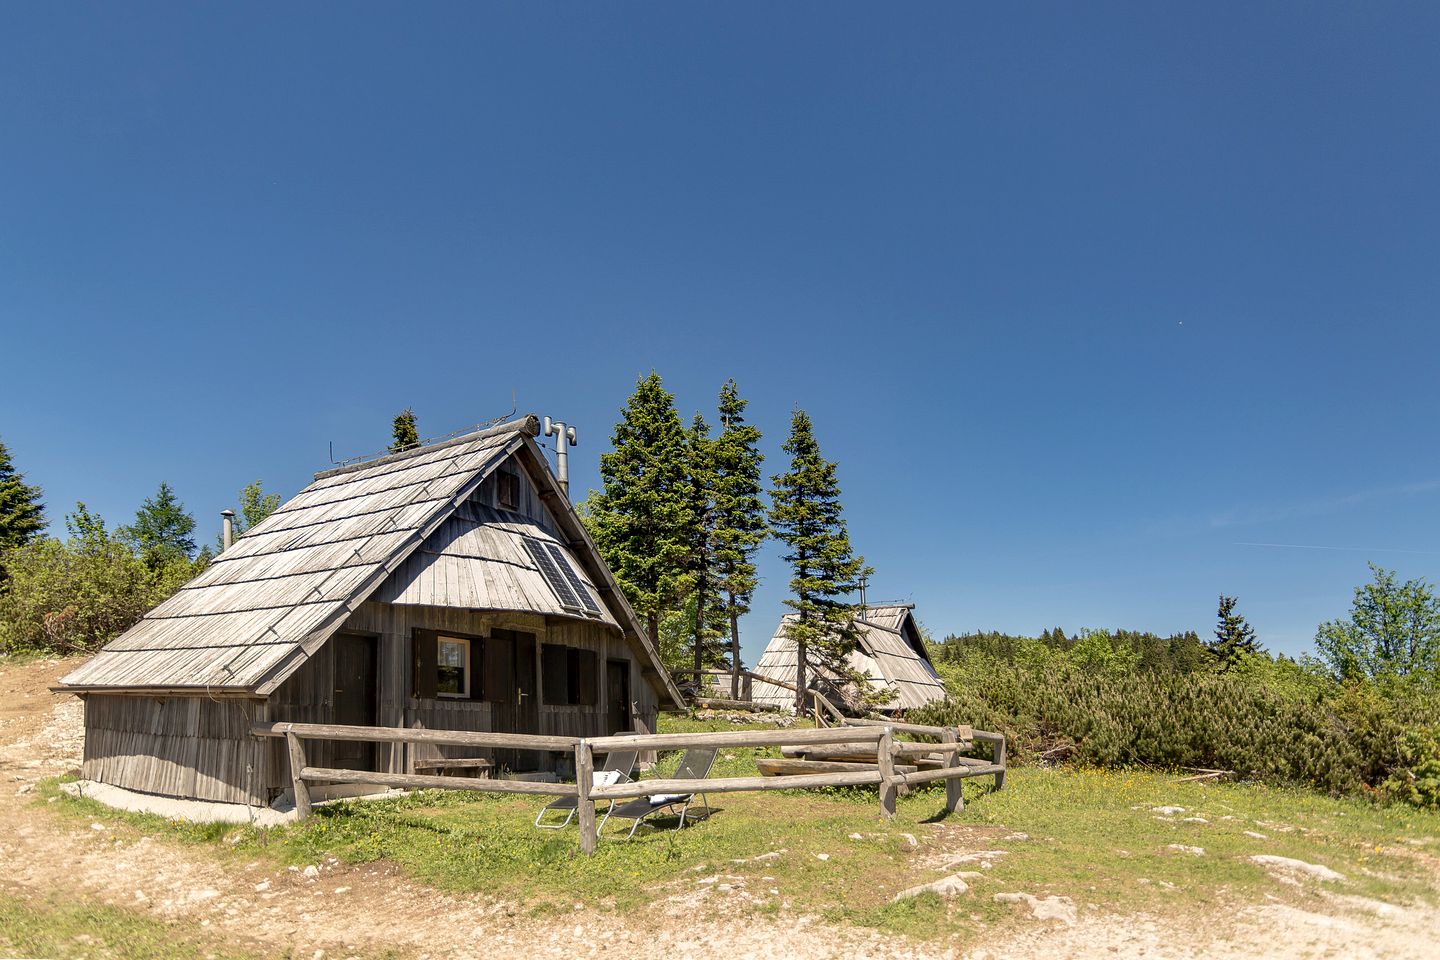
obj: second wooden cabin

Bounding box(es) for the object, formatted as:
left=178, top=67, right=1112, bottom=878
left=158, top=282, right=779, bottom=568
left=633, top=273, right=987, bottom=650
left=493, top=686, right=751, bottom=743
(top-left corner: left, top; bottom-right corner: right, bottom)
left=58, top=415, right=685, bottom=806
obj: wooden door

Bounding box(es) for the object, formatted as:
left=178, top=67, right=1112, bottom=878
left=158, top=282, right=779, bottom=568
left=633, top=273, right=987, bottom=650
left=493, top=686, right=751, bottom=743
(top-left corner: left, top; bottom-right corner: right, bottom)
left=331, top=633, right=377, bottom=771
left=606, top=660, right=631, bottom=735
left=487, top=629, right=540, bottom=771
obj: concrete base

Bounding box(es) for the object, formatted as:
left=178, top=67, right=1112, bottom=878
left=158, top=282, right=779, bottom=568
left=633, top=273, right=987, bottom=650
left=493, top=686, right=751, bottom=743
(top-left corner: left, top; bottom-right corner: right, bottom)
left=61, top=780, right=407, bottom=827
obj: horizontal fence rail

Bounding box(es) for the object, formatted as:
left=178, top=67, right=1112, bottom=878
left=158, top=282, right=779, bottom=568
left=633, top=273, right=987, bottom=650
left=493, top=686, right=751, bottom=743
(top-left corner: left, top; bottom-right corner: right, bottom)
left=250, top=718, right=1005, bottom=855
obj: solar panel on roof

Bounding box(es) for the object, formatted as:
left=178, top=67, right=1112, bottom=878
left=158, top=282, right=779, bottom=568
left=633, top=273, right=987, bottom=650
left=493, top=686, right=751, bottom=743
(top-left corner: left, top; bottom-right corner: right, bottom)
left=522, top=538, right=584, bottom=611
left=545, top=543, right=601, bottom=614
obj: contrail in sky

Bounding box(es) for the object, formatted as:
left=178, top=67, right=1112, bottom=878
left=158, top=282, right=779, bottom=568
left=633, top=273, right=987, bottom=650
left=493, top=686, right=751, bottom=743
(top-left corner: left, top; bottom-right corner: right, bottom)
left=1234, top=542, right=1440, bottom=557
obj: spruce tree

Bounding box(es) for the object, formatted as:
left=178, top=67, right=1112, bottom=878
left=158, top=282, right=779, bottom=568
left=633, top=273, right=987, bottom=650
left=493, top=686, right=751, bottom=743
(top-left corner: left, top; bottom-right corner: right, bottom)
left=711, top=380, right=766, bottom=697
left=120, top=482, right=197, bottom=567
left=0, top=438, right=46, bottom=554
left=390, top=408, right=421, bottom=453
left=1210, top=594, right=1260, bottom=671
left=682, top=414, right=725, bottom=680
left=769, top=409, right=870, bottom=712
left=584, top=373, right=695, bottom=645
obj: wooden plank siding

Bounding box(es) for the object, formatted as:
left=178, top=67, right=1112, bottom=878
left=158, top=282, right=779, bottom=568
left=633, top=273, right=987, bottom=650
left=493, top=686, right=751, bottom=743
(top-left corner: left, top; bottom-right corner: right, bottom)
left=81, top=694, right=269, bottom=805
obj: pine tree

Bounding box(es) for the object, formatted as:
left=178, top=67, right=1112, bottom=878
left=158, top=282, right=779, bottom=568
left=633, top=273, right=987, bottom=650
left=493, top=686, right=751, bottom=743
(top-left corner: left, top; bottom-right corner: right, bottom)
left=583, top=373, right=695, bottom=645
left=711, top=380, right=766, bottom=697
left=0, top=438, right=46, bottom=555
left=682, top=414, right=725, bottom=680
left=769, top=409, right=870, bottom=712
left=1210, top=595, right=1260, bottom=672
left=390, top=408, right=420, bottom=453
left=120, top=482, right=197, bottom=566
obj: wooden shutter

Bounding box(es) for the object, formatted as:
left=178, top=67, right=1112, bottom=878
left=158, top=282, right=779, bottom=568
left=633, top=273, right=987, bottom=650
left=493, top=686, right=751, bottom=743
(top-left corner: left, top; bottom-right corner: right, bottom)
left=413, top=629, right=438, bottom=699
left=542, top=644, right=568, bottom=704
left=483, top=634, right=512, bottom=702
left=576, top=650, right=598, bottom=706
left=469, top=635, right=485, bottom=700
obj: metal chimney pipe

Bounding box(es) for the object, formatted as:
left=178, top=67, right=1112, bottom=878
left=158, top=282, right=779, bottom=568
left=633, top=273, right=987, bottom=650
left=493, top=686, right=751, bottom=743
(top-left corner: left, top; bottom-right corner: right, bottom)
left=858, top=574, right=868, bottom=617
left=221, top=509, right=235, bottom=552
left=542, top=417, right=578, bottom=497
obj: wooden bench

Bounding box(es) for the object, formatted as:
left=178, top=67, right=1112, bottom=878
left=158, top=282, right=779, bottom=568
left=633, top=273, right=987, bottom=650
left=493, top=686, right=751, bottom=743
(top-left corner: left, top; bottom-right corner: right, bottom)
left=413, top=758, right=494, bottom=778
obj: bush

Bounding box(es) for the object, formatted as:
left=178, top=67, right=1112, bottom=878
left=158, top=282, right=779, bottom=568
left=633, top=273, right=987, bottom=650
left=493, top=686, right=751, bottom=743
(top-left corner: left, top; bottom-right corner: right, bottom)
left=0, top=534, right=199, bottom=654
left=1382, top=726, right=1440, bottom=811
left=912, top=635, right=1440, bottom=807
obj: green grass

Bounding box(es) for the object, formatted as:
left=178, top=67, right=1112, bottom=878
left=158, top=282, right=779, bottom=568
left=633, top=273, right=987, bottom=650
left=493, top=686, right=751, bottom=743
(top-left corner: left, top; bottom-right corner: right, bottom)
left=37, top=717, right=1440, bottom=947
left=0, top=889, right=264, bottom=960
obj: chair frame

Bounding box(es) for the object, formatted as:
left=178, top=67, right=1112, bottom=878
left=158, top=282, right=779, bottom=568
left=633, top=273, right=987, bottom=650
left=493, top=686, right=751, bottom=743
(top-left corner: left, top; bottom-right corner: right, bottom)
left=533, top=749, right=638, bottom=830
left=597, top=747, right=718, bottom=840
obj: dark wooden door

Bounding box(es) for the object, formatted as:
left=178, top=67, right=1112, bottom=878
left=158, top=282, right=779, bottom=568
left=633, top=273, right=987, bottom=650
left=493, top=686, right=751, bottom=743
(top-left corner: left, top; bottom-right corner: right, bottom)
left=488, top=630, right=539, bottom=771
left=606, top=660, right=631, bottom=735
left=331, top=633, right=377, bottom=771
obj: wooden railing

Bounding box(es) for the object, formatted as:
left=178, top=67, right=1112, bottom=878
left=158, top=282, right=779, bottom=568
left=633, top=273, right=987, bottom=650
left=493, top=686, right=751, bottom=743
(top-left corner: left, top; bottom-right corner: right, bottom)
left=251, top=719, right=1006, bottom=855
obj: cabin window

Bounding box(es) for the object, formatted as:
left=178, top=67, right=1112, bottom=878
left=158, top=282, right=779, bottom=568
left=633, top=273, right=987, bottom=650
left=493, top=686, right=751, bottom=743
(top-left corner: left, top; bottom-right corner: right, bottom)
left=497, top=471, right=520, bottom=511
left=436, top=636, right=471, bottom=698
left=542, top=643, right=597, bottom=706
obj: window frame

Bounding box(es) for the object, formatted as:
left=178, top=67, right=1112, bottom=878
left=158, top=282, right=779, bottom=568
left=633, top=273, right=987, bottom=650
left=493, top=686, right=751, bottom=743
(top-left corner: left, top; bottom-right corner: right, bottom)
left=435, top=635, right=472, bottom=699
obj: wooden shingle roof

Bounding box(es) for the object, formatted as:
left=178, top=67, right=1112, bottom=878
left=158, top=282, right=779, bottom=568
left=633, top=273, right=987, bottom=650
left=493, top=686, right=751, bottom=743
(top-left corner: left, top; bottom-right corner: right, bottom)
left=750, top=604, right=946, bottom=711
left=59, top=416, right=684, bottom=708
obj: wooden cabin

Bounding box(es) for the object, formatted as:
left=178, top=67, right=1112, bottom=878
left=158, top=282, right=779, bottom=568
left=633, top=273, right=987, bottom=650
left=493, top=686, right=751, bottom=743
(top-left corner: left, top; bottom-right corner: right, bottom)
left=58, top=415, right=685, bottom=806
left=749, top=604, right=945, bottom=713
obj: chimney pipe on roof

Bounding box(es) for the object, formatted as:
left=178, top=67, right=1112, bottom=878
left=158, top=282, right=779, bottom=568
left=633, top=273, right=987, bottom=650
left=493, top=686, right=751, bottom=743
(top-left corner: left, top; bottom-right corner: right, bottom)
left=221, top=509, right=235, bottom=552
left=858, top=574, right=868, bottom=618
left=542, top=417, right=578, bottom=498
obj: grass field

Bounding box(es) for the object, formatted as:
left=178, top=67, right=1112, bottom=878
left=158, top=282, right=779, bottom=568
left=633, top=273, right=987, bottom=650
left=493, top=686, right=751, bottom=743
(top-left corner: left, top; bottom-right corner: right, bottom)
left=34, top=716, right=1440, bottom=945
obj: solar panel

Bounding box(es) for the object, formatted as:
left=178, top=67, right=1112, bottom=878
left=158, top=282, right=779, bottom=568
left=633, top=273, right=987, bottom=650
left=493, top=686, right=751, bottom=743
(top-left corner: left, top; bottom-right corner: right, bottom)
left=522, top=538, right=583, bottom=611
left=546, top=543, right=602, bottom=614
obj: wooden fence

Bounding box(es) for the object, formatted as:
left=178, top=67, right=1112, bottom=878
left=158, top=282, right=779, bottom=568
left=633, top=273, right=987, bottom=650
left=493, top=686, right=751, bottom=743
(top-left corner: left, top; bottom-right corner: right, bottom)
left=251, top=719, right=1005, bottom=855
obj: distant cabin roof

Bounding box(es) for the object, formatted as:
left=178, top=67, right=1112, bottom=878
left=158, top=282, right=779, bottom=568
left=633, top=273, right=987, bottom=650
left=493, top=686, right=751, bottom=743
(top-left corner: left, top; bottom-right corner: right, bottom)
left=60, top=416, right=682, bottom=707
left=750, top=604, right=946, bottom=711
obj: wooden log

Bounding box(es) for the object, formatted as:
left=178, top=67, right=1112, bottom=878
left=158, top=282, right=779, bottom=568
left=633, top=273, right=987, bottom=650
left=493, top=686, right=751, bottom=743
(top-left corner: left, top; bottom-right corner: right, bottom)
left=588, top=726, right=884, bottom=752
left=300, top=767, right=578, bottom=797
left=992, top=734, right=1006, bottom=791
left=756, top=758, right=918, bottom=777
left=254, top=721, right=576, bottom=753
left=891, top=764, right=1005, bottom=788
left=942, top=726, right=962, bottom=813
left=286, top=731, right=311, bottom=822
left=691, top=697, right=780, bottom=712
left=890, top=741, right=973, bottom=758
left=589, top=769, right=881, bottom=800
left=844, top=717, right=973, bottom=740
left=576, top=740, right=597, bottom=856
left=877, top=727, right=897, bottom=820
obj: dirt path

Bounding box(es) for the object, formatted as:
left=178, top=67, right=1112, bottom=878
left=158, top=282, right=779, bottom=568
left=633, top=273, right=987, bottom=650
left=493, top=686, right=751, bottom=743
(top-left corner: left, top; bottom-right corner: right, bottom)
left=2, top=657, right=1436, bottom=960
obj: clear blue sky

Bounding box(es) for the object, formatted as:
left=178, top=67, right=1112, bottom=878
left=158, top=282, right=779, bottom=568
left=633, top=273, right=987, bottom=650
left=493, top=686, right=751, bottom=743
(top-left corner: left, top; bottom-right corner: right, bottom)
left=4, top=3, right=1439, bottom=662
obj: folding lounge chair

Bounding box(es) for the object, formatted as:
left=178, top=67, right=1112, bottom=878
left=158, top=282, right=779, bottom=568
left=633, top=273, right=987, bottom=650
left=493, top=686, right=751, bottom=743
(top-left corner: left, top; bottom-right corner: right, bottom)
left=534, top=750, right=639, bottom=829
left=599, top=747, right=718, bottom=840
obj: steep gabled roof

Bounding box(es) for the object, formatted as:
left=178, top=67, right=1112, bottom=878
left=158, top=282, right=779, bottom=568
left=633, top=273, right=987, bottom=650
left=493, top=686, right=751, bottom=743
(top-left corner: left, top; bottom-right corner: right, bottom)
left=59, top=416, right=684, bottom=708
left=750, top=604, right=946, bottom=711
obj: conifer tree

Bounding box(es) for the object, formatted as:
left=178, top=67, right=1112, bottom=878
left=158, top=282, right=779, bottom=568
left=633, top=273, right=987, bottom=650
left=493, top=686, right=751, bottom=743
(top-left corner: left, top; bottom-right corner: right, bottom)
left=682, top=414, right=725, bottom=679
left=0, top=438, right=46, bottom=555
left=711, top=380, right=766, bottom=697
left=769, top=409, right=870, bottom=712
left=584, top=373, right=695, bottom=645
left=120, top=482, right=197, bottom=566
left=390, top=408, right=421, bottom=453
left=1210, top=595, right=1260, bottom=672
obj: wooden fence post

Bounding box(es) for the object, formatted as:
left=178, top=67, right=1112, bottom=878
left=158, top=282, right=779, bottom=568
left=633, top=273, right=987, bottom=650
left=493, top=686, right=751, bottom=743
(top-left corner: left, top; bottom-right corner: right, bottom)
left=285, top=730, right=312, bottom=822
left=877, top=726, right=897, bottom=820
left=942, top=726, right=963, bottom=813
left=993, top=734, right=1006, bottom=791
left=576, top=739, right=597, bottom=855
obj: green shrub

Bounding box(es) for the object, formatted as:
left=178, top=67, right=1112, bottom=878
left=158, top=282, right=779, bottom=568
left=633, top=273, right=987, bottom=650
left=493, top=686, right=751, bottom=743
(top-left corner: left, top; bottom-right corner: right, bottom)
left=912, top=641, right=1440, bottom=808
left=1381, top=726, right=1440, bottom=811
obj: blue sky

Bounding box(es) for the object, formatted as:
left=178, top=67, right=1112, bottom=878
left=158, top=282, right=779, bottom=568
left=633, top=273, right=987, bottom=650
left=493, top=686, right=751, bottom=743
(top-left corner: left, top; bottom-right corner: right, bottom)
left=4, top=3, right=1439, bottom=661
